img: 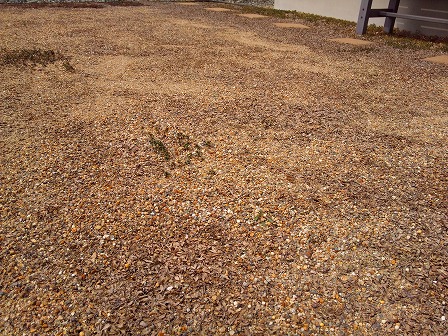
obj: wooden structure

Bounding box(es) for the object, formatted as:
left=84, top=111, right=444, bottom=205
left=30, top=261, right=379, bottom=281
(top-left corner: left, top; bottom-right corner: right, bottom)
left=356, top=0, right=448, bottom=34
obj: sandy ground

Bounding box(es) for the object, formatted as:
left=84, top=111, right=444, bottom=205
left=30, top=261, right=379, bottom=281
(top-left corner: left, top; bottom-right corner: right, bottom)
left=1, top=2, right=447, bottom=335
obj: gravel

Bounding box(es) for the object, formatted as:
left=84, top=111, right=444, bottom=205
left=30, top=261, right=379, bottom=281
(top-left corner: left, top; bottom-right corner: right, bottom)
left=209, top=0, right=273, bottom=7
left=1, top=2, right=447, bottom=335
left=0, top=0, right=274, bottom=7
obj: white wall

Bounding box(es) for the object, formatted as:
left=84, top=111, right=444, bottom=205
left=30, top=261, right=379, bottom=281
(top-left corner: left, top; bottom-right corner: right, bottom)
left=274, top=0, right=448, bottom=37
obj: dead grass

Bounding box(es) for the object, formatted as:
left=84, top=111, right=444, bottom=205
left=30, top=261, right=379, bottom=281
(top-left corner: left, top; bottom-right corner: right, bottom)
left=149, top=134, right=171, bottom=161
left=0, top=48, right=75, bottom=71
left=366, top=24, right=448, bottom=50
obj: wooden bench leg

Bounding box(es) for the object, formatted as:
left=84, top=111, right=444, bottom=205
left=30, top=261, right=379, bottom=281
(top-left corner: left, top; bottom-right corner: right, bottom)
left=356, top=0, right=374, bottom=35
left=384, top=0, right=401, bottom=33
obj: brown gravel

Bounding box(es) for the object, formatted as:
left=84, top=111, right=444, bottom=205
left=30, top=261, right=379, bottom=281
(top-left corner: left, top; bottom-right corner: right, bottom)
left=1, top=2, right=447, bottom=335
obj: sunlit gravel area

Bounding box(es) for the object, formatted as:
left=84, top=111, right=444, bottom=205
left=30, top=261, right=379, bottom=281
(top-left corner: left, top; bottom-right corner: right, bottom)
left=1, top=2, right=447, bottom=335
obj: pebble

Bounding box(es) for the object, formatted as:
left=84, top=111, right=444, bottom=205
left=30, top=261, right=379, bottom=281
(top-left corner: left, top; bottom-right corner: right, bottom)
left=140, top=321, right=148, bottom=327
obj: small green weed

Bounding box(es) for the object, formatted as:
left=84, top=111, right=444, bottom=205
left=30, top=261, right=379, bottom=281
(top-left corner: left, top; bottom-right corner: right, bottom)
left=1, top=48, right=75, bottom=71
left=254, top=210, right=274, bottom=227
left=149, top=135, right=171, bottom=161
left=2, top=48, right=58, bottom=66
left=176, top=132, right=191, bottom=150
left=175, top=132, right=205, bottom=164
left=62, top=59, right=75, bottom=72
left=194, top=144, right=202, bottom=157
left=254, top=210, right=263, bottom=222
left=147, top=128, right=211, bottom=171
left=202, top=140, right=213, bottom=148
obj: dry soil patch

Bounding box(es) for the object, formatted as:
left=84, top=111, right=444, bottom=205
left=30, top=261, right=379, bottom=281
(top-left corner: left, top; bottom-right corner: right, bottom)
left=273, top=22, right=310, bottom=29
left=329, top=37, right=374, bottom=46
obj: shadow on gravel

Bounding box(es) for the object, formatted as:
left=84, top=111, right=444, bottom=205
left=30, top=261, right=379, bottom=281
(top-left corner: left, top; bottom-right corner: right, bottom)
left=0, top=48, right=75, bottom=72
left=0, top=1, right=144, bottom=8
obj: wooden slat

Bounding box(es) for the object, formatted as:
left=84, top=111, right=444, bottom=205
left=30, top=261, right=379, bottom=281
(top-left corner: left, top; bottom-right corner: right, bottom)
left=378, top=11, right=448, bottom=24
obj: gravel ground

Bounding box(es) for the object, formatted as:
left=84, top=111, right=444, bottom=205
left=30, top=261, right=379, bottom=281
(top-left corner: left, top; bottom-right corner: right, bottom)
left=1, top=2, right=447, bottom=335
left=207, top=0, right=273, bottom=7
